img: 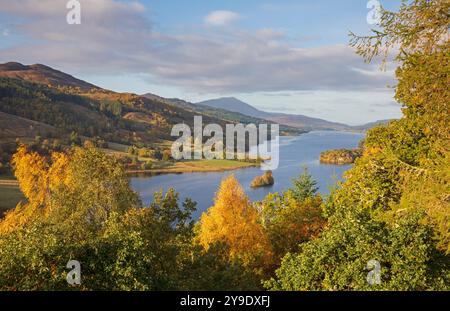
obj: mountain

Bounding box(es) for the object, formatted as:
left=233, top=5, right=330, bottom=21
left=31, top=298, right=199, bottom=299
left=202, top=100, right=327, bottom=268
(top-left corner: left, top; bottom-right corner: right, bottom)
left=197, top=97, right=271, bottom=119
left=0, top=61, right=386, bottom=153
left=0, top=62, right=238, bottom=147
left=141, top=93, right=304, bottom=136
left=0, top=62, right=99, bottom=92
left=0, top=62, right=302, bottom=153
left=350, top=119, right=395, bottom=131
left=197, top=97, right=351, bottom=131
left=266, top=114, right=350, bottom=131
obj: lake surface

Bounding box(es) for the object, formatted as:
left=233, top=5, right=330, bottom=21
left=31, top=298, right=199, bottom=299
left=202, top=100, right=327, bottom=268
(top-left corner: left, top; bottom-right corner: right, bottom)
left=131, top=131, right=364, bottom=219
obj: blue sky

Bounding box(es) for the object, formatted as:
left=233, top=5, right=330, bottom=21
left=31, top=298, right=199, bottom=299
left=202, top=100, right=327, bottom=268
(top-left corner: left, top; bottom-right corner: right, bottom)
left=0, top=0, right=403, bottom=125
left=145, top=0, right=398, bottom=46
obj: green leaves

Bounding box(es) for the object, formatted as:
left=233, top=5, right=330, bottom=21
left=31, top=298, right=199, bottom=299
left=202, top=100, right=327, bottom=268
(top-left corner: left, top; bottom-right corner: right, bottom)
left=268, top=1, right=450, bottom=291
left=267, top=209, right=449, bottom=291
left=289, top=167, right=319, bottom=203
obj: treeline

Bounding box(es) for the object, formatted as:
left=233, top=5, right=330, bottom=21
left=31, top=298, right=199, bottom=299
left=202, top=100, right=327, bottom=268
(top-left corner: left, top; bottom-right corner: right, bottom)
left=267, top=0, right=449, bottom=290
left=0, top=77, right=185, bottom=146
left=0, top=145, right=324, bottom=290
left=0, top=76, right=258, bottom=149
left=0, top=78, right=117, bottom=138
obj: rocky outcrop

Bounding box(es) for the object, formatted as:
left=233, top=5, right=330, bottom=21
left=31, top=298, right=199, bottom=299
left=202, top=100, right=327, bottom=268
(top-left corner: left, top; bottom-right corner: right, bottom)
left=250, top=170, right=275, bottom=188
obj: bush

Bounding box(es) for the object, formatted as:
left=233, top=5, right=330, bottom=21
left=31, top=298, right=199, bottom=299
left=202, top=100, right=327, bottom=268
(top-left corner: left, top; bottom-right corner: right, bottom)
left=250, top=171, right=274, bottom=188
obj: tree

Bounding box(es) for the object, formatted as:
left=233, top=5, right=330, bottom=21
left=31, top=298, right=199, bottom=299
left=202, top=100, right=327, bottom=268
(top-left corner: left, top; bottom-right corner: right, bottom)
left=196, top=175, right=273, bottom=276
left=348, top=0, right=450, bottom=253
left=0, top=189, right=195, bottom=290
left=268, top=0, right=450, bottom=290
left=265, top=209, right=450, bottom=291
left=1, top=146, right=259, bottom=290
left=69, top=131, right=80, bottom=146
left=257, top=170, right=325, bottom=269
left=127, top=146, right=138, bottom=156
left=162, top=149, right=172, bottom=162
left=1, top=145, right=140, bottom=235
left=1, top=147, right=165, bottom=289
left=289, top=167, right=318, bottom=202
left=176, top=243, right=261, bottom=291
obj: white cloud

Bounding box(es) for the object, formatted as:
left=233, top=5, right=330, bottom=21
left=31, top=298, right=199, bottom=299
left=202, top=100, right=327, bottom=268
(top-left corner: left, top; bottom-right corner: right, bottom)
left=0, top=0, right=395, bottom=94
left=238, top=90, right=402, bottom=125
left=204, top=10, right=241, bottom=26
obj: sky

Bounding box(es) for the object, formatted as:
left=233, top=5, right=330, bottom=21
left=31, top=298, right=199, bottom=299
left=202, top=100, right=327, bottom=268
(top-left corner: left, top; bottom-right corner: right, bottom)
left=0, top=0, right=403, bottom=125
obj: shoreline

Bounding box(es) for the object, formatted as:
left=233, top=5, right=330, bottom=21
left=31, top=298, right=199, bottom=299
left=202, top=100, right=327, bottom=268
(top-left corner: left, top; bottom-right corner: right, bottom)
left=126, top=161, right=260, bottom=176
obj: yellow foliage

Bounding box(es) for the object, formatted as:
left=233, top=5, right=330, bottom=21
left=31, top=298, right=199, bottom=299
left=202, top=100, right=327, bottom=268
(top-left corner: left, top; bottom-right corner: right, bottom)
left=0, top=202, right=39, bottom=234
left=11, top=145, right=49, bottom=206
left=0, top=146, right=52, bottom=233
left=1, top=147, right=83, bottom=234
left=197, top=175, right=273, bottom=271
left=363, top=146, right=382, bottom=157
left=48, top=152, right=72, bottom=191
left=0, top=145, right=139, bottom=237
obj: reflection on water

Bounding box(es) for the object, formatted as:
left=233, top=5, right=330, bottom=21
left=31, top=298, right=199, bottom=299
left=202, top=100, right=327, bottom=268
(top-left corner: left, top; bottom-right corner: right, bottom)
left=131, top=131, right=364, bottom=219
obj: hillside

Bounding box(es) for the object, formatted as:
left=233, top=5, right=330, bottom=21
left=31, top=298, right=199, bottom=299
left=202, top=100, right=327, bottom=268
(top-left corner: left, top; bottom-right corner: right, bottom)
left=142, top=93, right=304, bottom=135
left=197, top=97, right=272, bottom=119
left=267, top=113, right=350, bottom=131
left=0, top=62, right=100, bottom=92
left=196, top=97, right=351, bottom=131
left=143, top=93, right=269, bottom=124
left=0, top=63, right=248, bottom=148
left=350, top=119, right=394, bottom=131
left=0, top=111, right=57, bottom=142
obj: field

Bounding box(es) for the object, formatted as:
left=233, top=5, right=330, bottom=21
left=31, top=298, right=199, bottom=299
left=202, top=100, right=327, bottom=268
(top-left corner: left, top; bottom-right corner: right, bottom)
left=0, top=178, right=25, bottom=216
left=127, top=159, right=258, bottom=174
left=100, top=142, right=260, bottom=174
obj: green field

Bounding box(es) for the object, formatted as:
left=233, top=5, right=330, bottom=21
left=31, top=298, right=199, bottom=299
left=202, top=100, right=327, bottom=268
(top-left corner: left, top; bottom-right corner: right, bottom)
left=127, top=159, right=259, bottom=174
left=0, top=183, right=25, bottom=217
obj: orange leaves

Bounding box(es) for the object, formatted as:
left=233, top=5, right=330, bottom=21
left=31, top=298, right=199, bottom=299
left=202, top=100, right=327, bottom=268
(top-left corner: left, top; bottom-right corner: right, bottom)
left=1, top=145, right=139, bottom=236
left=11, top=145, right=49, bottom=206
left=0, top=146, right=72, bottom=234
left=48, top=152, right=72, bottom=193
left=0, top=202, right=38, bottom=234
left=0, top=146, right=51, bottom=233
left=197, top=175, right=273, bottom=271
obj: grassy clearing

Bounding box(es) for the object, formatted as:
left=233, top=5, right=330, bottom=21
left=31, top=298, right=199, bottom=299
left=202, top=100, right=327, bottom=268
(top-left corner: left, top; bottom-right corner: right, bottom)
left=128, top=159, right=258, bottom=174
left=106, top=142, right=130, bottom=153
left=100, top=143, right=259, bottom=174
left=0, top=182, right=25, bottom=217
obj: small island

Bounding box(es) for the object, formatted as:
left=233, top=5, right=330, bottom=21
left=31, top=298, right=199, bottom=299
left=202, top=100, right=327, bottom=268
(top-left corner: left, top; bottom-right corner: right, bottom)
left=250, top=170, right=275, bottom=188
left=320, top=148, right=362, bottom=165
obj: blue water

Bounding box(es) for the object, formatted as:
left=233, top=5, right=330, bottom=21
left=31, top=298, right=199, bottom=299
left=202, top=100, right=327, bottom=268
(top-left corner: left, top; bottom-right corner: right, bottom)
left=131, top=131, right=364, bottom=219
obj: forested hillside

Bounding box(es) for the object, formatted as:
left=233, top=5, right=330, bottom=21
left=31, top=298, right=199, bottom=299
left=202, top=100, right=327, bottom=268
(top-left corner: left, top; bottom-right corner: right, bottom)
left=0, top=0, right=447, bottom=291
left=142, top=93, right=304, bottom=135
left=0, top=76, right=230, bottom=145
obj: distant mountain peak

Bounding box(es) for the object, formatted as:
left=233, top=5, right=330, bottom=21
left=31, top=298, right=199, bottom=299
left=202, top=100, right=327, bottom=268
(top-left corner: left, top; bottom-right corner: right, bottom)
left=197, top=97, right=270, bottom=119
left=196, top=97, right=352, bottom=131
left=219, top=96, right=244, bottom=101
left=29, top=63, right=57, bottom=71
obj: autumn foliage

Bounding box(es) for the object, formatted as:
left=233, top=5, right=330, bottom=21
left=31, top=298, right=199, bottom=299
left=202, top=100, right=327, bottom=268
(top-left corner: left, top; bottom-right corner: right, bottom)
left=197, top=175, right=273, bottom=275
